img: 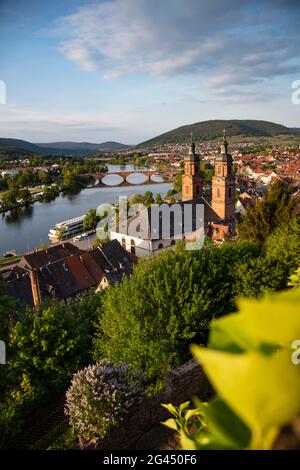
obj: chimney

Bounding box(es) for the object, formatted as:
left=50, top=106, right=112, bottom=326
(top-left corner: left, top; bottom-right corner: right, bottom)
left=29, top=269, right=41, bottom=306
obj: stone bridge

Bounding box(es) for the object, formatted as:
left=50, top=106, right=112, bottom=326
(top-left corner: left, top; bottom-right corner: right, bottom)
left=90, top=169, right=178, bottom=187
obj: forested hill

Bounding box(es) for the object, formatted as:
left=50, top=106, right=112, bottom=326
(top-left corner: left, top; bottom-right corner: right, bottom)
left=139, top=119, right=300, bottom=146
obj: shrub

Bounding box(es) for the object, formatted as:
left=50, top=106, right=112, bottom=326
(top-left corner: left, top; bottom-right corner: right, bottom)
left=65, top=362, right=145, bottom=443
left=93, top=241, right=260, bottom=386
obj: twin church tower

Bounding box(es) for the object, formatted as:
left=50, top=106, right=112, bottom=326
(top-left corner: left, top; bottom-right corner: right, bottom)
left=182, top=133, right=236, bottom=231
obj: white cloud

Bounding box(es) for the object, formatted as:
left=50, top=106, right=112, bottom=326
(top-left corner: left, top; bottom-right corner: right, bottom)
left=54, top=0, right=300, bottom=97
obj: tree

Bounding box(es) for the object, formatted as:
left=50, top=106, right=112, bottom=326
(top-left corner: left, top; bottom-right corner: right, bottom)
left=238, top=180, right=299, bottom=245
left=173, top=173, right=182, bottom=193
left=1, top=188, right=19, bottom=206
left=19, top=188, right=32, bottom=205
left=144, top=191, right=154, bottom=206
left=93, top=241, right=260, bottom=387
left=0, top=282, right=17, bottom=345
left=155, top=193, right=163, bottom=204
left=55, top=226, right=66, bottom=241
left=38, top=170, right=50, bottom=185
left=84, top=209, right=100, bottom=231
left=62, top=169, right=82, bottom=193
left=0, top=293, right=101, bottom=448
left=234, top=219, right=300, bottom=297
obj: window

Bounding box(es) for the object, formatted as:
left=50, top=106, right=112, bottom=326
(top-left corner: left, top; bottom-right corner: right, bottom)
left=121, top=237, right=126, bottom=249
left=170, top=240, right=176, bottom=246
left=158, top=243, right=163, bottom=249
left=130, top=239, right=136, bottom=255
left=218, top=166, right=221, bottom=175
left=217, top=188, right=220, bottom=198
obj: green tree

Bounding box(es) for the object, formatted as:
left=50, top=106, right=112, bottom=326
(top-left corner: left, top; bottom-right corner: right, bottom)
left=93, top=241, right=260, bottom=386
left=144, top=191, right=154, bottom=206
left=0, top=294, right=101, bottom=448
left=173, top=173, right=183, bottom=193
left=155, top=193, right=163, bottom=204
left=234, top=219, right=300, bottom=297
left=238, top=180, right=298, bottom=245
left=55, top=226, right=66, bottom=241
left=84, top=208, right=100, bottom=231
left=62, top=169, right=82, bottom=193
left=19, top=188, right=32, bottom=204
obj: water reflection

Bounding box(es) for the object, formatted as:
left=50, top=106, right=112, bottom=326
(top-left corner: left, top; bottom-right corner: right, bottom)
left=4, top=205, right=34, bottom=224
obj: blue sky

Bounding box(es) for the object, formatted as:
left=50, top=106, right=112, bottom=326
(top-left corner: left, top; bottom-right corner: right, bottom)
left=0, top=0, right=299, bottom=144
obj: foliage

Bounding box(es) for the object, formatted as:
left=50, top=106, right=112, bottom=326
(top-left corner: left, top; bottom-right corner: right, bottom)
left=93, top=241, right=261, bottom=386
left=173, top=173, right=182, bottom=193
left=128, top=191, right=154, bottom=206
left=84, top=208, right=100, bottom=230
left=164, top=288, right=300, bottom=450
left=54, top=225, right=66, bottom=241
left=238, top=180, right=298, bottom=245
left=139, top=119, right=296, bottom=146
left=0, top=293, right=101, bottom=448
left=65, top=362, right=145, bottom=443
left=289, top=267, right=300, bottom=288
left=0, top=281, right=17, bottom=343
left=155, top=193, right=163, bottom=204
left=43, top=185, right=60, bottom=202
left=234, top=219, right=300, bottom=296
left=161, top=401, right=207, bottom=435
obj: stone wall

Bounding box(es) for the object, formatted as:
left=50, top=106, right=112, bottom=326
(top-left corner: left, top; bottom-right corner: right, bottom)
left=81, top=359, right=212, bottom=451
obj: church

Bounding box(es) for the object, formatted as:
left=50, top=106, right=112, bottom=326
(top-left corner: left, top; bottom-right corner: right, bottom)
left=109, top=134, right=236, bottom=257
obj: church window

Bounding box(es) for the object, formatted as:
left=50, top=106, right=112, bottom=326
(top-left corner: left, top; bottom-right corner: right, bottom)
left=218, top=166, right=221, bottom=175
left=158, top=243, right=163, bottom=249
left=121, top=237, right=126, bottom=249
left=217, top=188, right=220, bottom=198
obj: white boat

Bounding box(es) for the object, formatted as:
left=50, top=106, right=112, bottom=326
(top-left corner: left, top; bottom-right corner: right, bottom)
left=48, top=215, right=85, bottom=242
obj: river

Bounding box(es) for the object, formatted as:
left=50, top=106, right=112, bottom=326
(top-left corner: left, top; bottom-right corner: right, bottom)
left=0, top=165, right=172, bottom=254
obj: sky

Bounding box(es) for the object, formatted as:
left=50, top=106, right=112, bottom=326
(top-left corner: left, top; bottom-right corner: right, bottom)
left=0, top=0, right=299, bottom=144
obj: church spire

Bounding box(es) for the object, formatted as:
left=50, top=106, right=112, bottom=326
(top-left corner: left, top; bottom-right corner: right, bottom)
left=220, top=128, right=228, bottom=154
left=189, top=132, right=195, bottom=154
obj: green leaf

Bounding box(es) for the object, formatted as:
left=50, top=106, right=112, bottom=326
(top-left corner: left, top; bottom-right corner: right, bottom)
left=161, top=403, right=178, bottom=417
left=161, top=418, right=178, bottom=431
left=209, top=289, right=300, bottom=353
left=191, top=346, right=300, bottom=449
left=179, top=401, right=190, bottom=412
left=206, top=398, right=251, bottom=449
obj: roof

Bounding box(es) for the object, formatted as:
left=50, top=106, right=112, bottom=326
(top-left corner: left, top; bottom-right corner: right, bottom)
left=120, top=198, right=220, bottom=241
left=5, top=240, right=134, bottom=306
left=19, top=242, right=81, bottom=270
left=208, top=223, right=230, bottom=241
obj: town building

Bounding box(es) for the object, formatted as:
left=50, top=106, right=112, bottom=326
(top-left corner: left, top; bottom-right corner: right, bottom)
left=110, top=134, right=236, bottom=256
left=0, top=240, right=134, bottom=307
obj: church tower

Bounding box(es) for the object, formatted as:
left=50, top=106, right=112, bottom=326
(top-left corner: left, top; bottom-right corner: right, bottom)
left=182, top=137, right=203, bottom=201
left=211, top=132, right=235, bottom=229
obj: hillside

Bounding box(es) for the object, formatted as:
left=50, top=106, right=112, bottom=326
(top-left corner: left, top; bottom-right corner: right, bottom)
left=37, top=141, right=132, bottom=153
left=0, top=138, right=132, bottom=156
left=139, top=119, right=300, bottom=146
